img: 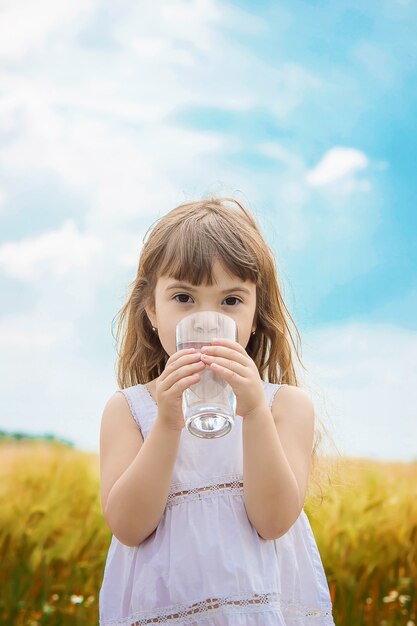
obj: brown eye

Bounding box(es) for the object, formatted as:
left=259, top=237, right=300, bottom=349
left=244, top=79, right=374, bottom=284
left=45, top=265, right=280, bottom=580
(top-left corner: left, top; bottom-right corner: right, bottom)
left=224, top=297, right=242, bottom=306
left=174, top=294, right=193, bottom=303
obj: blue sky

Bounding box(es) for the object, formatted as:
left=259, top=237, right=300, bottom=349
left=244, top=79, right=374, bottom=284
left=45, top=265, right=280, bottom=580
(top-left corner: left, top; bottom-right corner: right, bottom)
left=0, top=0, right=416, bottom=461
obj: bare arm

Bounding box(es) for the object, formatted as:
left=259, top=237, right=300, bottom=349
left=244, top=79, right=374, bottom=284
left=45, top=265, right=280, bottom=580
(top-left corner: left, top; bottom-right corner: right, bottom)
left=100, top=348, right=205, bottom=547
left=243, top=385, right=315, bottom=540
left=100, top=393, right=182, bottom=547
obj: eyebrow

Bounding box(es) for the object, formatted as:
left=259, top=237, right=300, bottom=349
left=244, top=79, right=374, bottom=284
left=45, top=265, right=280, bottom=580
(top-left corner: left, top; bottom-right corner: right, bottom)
left=165, top=282, right=252, bottom=295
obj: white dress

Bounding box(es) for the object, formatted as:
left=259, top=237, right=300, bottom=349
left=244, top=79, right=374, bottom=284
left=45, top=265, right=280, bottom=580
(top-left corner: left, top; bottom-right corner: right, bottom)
left=99, top=381, right=335, bottom=625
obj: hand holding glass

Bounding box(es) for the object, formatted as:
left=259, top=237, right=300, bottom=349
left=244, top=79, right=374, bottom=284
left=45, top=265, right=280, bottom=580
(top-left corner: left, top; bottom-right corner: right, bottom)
left=176, top=311, right=237, bottom=438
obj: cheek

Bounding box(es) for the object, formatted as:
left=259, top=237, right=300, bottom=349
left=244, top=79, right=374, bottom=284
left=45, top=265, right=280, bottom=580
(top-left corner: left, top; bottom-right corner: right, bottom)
left=158, top=321, right=178, bottom=352
left=157, top=334, right=176, bottom=358
left=236, top=326, right=247, bottom=347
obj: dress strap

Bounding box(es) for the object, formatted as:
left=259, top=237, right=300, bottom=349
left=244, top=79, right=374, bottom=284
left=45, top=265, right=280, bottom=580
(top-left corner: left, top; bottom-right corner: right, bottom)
left=116, top=385, right=156, bottom=437
left=263, top=381, right=283, bottom=410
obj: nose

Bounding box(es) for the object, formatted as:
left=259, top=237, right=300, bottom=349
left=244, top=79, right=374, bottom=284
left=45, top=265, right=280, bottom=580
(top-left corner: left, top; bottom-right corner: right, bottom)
left=193, top=311, right=222, bottom=334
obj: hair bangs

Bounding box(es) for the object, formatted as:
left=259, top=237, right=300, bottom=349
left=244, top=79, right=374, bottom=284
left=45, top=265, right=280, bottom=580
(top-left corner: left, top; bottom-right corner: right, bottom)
left=156, top=211, right=260, bottom=287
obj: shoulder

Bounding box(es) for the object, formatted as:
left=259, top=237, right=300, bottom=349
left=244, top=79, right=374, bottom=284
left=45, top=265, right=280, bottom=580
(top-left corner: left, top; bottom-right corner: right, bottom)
left=103, top=389, right=132, bottom=411
left=99, top=390, right=144, bottom=516
left=101, top=389, right=141, bottom=430
left=270, top=384, right=315, bottom=430
left=106, top=385, right=142, bottom=410
left=100, top=391, right=144, bottom=466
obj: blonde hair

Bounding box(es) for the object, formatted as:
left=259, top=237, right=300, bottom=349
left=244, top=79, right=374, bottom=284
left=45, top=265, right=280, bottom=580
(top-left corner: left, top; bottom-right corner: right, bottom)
left=113, top=196, right=337, bottom=466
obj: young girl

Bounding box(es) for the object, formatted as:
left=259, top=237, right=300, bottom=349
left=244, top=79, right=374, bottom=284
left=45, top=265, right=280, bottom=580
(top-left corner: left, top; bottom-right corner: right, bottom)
left=99, top=197, right=336, bottom=625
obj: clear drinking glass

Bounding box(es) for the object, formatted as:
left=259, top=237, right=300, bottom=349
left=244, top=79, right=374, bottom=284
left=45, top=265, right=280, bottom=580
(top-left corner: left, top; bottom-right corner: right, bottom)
left=176, top=311, right=238, bottom=438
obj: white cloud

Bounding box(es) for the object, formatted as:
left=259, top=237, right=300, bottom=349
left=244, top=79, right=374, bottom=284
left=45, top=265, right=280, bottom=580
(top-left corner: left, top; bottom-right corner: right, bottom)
left=254, top=141, right=376, bottom=251
left=257, top=141, right=304, bottom=171
left=301, top=323, right=417, bottom=461
left=0, top=0, right=322, bottom=235
left=159, top=0, right=222, bottom=53
left=128, top=36, right=197, bottom=68
left=0, top=313, right=74, bottom=348
left=110, top=1, right=318, bottom=116
left=0, top=187, right=6, bottom=209
left=306, top=147, right=369, bottom=186
left=0, top=334, right=116, bottom=450
left=0, top=71, right=239, bottom=225
left=0, top=0, right=96, bottom=60
left=0, top=220, right=103, bottom=281
left=118, top=242, right=144, bottom=269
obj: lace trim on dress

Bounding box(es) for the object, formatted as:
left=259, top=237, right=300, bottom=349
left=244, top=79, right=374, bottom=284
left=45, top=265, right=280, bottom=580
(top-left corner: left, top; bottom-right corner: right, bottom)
left=166, top=475, right=244, bottom=509
left=101, top=590, right=333, bottom=625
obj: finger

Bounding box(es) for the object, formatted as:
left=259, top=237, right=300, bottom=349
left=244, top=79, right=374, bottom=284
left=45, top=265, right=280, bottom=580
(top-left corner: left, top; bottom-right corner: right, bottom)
left=211, top=338, right=247, bottom=354
left=166, top=350, right=201, bottom=370
left=160, top=359, right=206, bottom=391
left=171, top=370, right=204, bottom=395
left=201, top=344, right=248, bottom=366
left=160, top=351, right=202, bottom=383
left=206, top=360, right=246, bottom=383
left=201, top=354, right=247, bottom=377
left=170, top=347, right=198, bottom=361
left=163, top=349, right=197, bottom=374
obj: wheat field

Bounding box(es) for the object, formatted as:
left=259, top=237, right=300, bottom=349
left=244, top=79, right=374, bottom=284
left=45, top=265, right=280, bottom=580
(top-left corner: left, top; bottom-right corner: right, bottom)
left=0, top=439, right=415, bottom=625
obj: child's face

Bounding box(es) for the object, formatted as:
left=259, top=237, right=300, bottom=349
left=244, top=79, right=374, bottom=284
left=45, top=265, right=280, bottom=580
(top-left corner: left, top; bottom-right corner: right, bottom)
left=146, top=259, right=257, bottom=357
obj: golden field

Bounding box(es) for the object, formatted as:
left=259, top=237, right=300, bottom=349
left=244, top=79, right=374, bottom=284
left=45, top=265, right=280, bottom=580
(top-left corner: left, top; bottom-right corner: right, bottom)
left=0, top=439, right=415, bottom=626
